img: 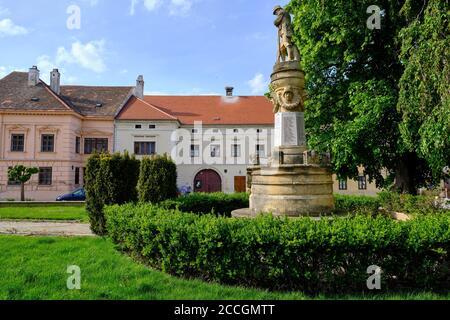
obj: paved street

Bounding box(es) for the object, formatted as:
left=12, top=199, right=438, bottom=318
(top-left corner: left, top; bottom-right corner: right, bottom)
left=0, top=221, right=94, bottom=237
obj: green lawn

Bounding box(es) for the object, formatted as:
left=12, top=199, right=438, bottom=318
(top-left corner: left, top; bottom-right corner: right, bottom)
left=0, top=236, right=448, bottom=300
left=0, top=207, right=88, bottom=222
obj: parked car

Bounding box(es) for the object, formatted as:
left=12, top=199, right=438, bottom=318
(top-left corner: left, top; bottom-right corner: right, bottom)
left=56, top=188, right=86, bottom=201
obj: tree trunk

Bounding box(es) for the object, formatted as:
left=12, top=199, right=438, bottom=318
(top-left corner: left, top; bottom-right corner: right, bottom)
left=394, top=153, right=418, bottom=195
left=20, top=182, right=25, bottom=202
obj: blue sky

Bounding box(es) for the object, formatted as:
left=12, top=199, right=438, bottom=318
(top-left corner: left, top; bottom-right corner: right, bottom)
left=0, top=0, right=290, bottom=95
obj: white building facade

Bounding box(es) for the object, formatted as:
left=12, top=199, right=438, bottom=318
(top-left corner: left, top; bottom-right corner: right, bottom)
left=114, top=93, right=275, bottom=193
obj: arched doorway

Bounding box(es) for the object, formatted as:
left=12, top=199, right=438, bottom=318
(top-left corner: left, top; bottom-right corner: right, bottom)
left=194, top=169, right=222, bottom=193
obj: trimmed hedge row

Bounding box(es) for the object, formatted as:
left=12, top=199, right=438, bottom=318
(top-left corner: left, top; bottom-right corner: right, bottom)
left=335, top=191, right=445, bottom=216
left=334, top=194, right=380, bottom=215
left=159, top=192, right=249, bottom=217
left=156, top=191, right=443, bottom=218
left=106, top=203, right=450, bottom=293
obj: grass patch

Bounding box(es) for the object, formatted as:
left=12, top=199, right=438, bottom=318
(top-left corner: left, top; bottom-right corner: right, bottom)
left=0, top=207, right=88, bottom=222
left=0, top=236, right=448, bottom=300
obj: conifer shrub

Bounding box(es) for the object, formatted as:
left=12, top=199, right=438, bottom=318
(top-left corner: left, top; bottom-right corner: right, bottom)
left=85, top=152, right=140, bottom=235
left=138, top=154, right=177, bottom=204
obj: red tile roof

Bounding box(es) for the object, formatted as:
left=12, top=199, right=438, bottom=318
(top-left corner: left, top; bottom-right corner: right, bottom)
left=117, top=95, right=274, bottom=125
left=117, top=96, right=178, bottom=121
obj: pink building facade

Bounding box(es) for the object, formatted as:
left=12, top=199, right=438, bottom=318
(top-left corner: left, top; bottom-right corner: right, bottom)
left=0, top=67, right=133, bottom=201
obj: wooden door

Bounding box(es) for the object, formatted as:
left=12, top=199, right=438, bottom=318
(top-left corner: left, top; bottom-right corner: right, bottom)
left=234, top=176, right=246, bottom=193
left=194, top=169, right=222, bottom=193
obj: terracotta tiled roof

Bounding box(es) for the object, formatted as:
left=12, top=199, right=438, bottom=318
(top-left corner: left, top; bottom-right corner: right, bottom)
left=117, top=96, right=178, bottom=121
left=0, top=72, right=73, bottom=112
left=61, top=85, right=133, bottom=117
left=118, top=95, right=274, bottom=125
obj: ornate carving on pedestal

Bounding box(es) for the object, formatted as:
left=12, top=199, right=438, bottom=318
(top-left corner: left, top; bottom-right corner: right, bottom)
left=271, top=85, right=304, bottom=113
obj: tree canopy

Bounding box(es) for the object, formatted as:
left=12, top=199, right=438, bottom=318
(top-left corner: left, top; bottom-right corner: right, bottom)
left=287, top=0, right=449, bottom=193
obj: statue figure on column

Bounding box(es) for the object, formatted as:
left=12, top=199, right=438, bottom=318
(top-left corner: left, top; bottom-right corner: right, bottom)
left=273, top=5, right=300, bottom=63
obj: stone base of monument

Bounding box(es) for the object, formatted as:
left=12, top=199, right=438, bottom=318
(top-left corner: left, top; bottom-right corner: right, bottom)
left=232, top=163, right=334, bottom=218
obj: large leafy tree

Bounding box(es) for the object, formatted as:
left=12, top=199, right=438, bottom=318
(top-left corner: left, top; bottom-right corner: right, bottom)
left=8, top=165, right=39, bottom=201
left=287, top=0, right=447, bottom=193
left=397, top=0, right=450, bottom=182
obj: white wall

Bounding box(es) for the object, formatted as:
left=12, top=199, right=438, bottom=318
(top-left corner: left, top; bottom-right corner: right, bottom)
left=115, top=121, right=274, bottom=193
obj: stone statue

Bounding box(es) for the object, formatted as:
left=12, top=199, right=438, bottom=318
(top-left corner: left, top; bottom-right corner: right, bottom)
left=273, top=5, right=300, bottom=63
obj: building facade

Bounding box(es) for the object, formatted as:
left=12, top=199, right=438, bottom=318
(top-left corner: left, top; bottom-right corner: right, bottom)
left=0, top=67, right=133, bottom=200
left=0, top=68, right=382, bottom=200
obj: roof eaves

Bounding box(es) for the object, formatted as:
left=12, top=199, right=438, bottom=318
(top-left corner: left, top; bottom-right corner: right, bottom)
left=113, top=88, right=136, bottom=118
left=137, top=97, right=180, bottom=122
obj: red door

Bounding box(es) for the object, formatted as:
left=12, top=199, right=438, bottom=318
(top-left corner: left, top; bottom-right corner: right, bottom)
left=194, top=169, right=222, bottom=193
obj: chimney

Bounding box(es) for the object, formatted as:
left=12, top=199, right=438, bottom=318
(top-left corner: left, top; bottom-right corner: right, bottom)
left=135, top=75, right=144, bottom=99
left=225, top=86, right=234, bottom=96
left=28, top=66, right=40, bottom=86
left=50, top=69, right=61, bottom=95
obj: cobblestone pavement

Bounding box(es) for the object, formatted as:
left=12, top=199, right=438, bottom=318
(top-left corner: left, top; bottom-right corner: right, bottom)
left=0, top=221, right=94, bottom=236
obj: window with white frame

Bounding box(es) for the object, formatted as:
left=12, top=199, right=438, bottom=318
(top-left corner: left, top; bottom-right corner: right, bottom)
left=210, top=145, right=220, bottom=157
left=231, top=144, right=241, bottom=157
left=190, top=144, right=200, bottom=158
left=256, top=144, right=265, bottom=158
left=134, top=141, right=156, bottom=155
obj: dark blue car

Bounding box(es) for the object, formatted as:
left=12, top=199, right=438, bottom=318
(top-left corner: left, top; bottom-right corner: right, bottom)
left=56, top=188, right=86, bottom=201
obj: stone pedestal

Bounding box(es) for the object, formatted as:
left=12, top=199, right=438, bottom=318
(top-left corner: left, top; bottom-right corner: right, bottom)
left=232, top=60, right=335, bottom=218
left=248, top=165, right=334, bottom=216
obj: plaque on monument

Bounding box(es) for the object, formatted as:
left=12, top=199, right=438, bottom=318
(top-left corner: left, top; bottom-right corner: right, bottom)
left=274, top=112, right=305, bottom=147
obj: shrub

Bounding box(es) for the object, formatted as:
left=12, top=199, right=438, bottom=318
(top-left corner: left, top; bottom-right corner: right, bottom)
left=106, top=204, right=450, bottom=294
left=334, top=194, right=381, bottom=216
left=138, top=154, right=177, bottom=204
left=85, top=152, right=140, bottom=235
left=160, top=192, right=249, bottom=217
left=334, top=192, right=445, bottom=216
left=377, top=191, right=441, bottom=214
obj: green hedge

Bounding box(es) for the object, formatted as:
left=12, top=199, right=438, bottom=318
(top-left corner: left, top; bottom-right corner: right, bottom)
left=159, top=192, right=249, bottom=217
left=377, top=191, right=442, bottom=214
left=85, top=152, right=140, bottom=235
left=138, top=154, right=177, bottom=204
left=334, top=192, right=445, bottom=216
left=334, top=194, right=381, bottom=215
left=106, top=203, right=450, bottom=294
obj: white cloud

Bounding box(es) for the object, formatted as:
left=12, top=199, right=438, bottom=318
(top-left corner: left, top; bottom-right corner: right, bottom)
left=144, top=0, right=163, bottom=11
left=34, top=56, right=76, bottom=84
left=129, top=0, right=194, bottom=16
left=0, top=66, right=7, bottom=78
left=0, top=6, right=10, bottom=16
left=129, top=0, right=138, bottom=15
left=247, top=73, right=268, bottom=95
left=56, top=40, right=107, bottom=73
left=36, top=55, right=55, bottom=83
left=0, top=18, right=28, bottom=37
left=169, top=0, right=192, bottom=16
